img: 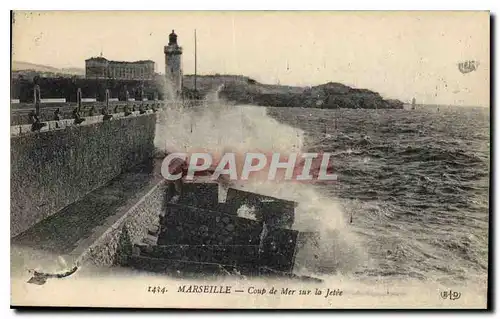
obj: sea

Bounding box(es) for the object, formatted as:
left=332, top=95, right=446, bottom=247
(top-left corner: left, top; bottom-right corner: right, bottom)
left=155, top=99, right=490, bottom=285
left=11, top=97, right=491, bottom=308
left=266, top=105, right=490, bottom=284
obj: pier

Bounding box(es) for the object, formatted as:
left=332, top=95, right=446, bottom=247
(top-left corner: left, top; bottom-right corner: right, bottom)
left=10, top=29, right=320, bottom=284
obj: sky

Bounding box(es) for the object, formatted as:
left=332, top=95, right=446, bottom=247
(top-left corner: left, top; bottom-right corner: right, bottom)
left=12, top=11, right=490, bottom=106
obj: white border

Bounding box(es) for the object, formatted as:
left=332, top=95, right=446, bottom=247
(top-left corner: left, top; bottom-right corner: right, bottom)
left=2, top=1, right=497, bottom=318
left=6, top=1, right=498, bottom=10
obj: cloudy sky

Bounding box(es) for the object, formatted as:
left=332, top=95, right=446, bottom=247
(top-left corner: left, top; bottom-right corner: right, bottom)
left=12, top=11, right=489, bottom=106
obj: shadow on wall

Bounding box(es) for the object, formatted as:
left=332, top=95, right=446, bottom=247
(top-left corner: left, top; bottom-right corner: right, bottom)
left=10, top=114, right=157, bottom=238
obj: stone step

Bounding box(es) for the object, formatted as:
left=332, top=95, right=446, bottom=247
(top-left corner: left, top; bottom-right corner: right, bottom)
left=158, top=203, right=263, bottom=246
left=223, top=188, right=297, bottom=228
left=141, top=233, right=158, bottom=246
left=153, top=201, right=301, bottom=272
left=126, top=254, right=237, bottom=278
left=170, top=182, right=224, bottom=211
left=147, top=225, right=160, bottom=236
left=126, top=254, right=322, bottom=282
left=133, top=244, right=260, bottom=267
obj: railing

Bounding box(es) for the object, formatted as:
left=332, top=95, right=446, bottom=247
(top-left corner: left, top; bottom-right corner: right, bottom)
left=11, top=99, right=204, bottom=110
left=10, top=99, right=206, bottom=136
left=10, top=109, right=155, bottom=137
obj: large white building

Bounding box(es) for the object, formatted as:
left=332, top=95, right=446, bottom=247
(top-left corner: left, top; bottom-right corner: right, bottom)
left=85, top=57, right=155, bottom=81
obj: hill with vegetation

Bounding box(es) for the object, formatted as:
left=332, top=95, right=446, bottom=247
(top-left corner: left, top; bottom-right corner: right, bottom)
left=10, top=62, right=404, bottom=109
left=12, top=61, right=85, bottom=79
left=183, top=74, right=404, bottom=109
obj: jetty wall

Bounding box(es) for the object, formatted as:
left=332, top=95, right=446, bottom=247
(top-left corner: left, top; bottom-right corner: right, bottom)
left=79, top=180, right=167, bottom=267
left=10, top=113, right=157, bottom=237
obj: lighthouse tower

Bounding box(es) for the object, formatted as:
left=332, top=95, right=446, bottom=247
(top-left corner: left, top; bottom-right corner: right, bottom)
left=164, top=30, right=183, bottom=98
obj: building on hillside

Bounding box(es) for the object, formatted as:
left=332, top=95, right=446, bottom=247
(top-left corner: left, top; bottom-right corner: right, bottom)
left=85, top=57, right=155, bottom=81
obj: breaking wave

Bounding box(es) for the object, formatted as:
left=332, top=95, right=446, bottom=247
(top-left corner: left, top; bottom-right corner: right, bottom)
left=152, top=80, right=489, bottom=293
left=153, top=84, right=366, bottom=277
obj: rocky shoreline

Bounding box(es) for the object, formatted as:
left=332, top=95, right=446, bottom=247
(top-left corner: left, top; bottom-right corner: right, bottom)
left=183, top=75, right=404, bottom=109
left=11, top=70, right=404, bottom=110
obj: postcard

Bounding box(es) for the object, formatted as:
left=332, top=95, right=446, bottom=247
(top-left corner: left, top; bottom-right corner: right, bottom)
left=10, top=10, right=490, bottom=309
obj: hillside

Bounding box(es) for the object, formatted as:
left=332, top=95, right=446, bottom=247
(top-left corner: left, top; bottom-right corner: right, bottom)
left=183, top=74, right=404, bottom=109
left=10, top=64, right=404, bottom=109
left=12, top=61, right=85, bottom=78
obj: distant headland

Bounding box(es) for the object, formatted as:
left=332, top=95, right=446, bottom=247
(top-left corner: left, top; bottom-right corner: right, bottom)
left=183, top=74, right=404, bottom=109
left=11, top=63, right=403, bottom=109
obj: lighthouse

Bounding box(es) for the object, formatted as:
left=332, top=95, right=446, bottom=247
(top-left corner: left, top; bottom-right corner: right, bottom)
left=164, top=30, right=183, bottom=98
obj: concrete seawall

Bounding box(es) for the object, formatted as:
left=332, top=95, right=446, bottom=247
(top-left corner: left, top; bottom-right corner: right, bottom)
left=79, top=180, right=167, bottom=267
left=10, top=102, right=159, bottom=126
left=10, top=113, right=157, bottom=237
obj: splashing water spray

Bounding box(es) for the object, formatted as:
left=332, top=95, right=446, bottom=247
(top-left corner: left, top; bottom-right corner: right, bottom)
left=153, top=75, right=368, bottom=278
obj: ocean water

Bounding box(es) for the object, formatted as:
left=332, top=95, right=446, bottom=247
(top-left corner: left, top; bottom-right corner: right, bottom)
left=266, top=106, right=490, bottom=285
left=154, top=97, right=490, bottom=288
left=11, top=97, right=490, bottom=308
